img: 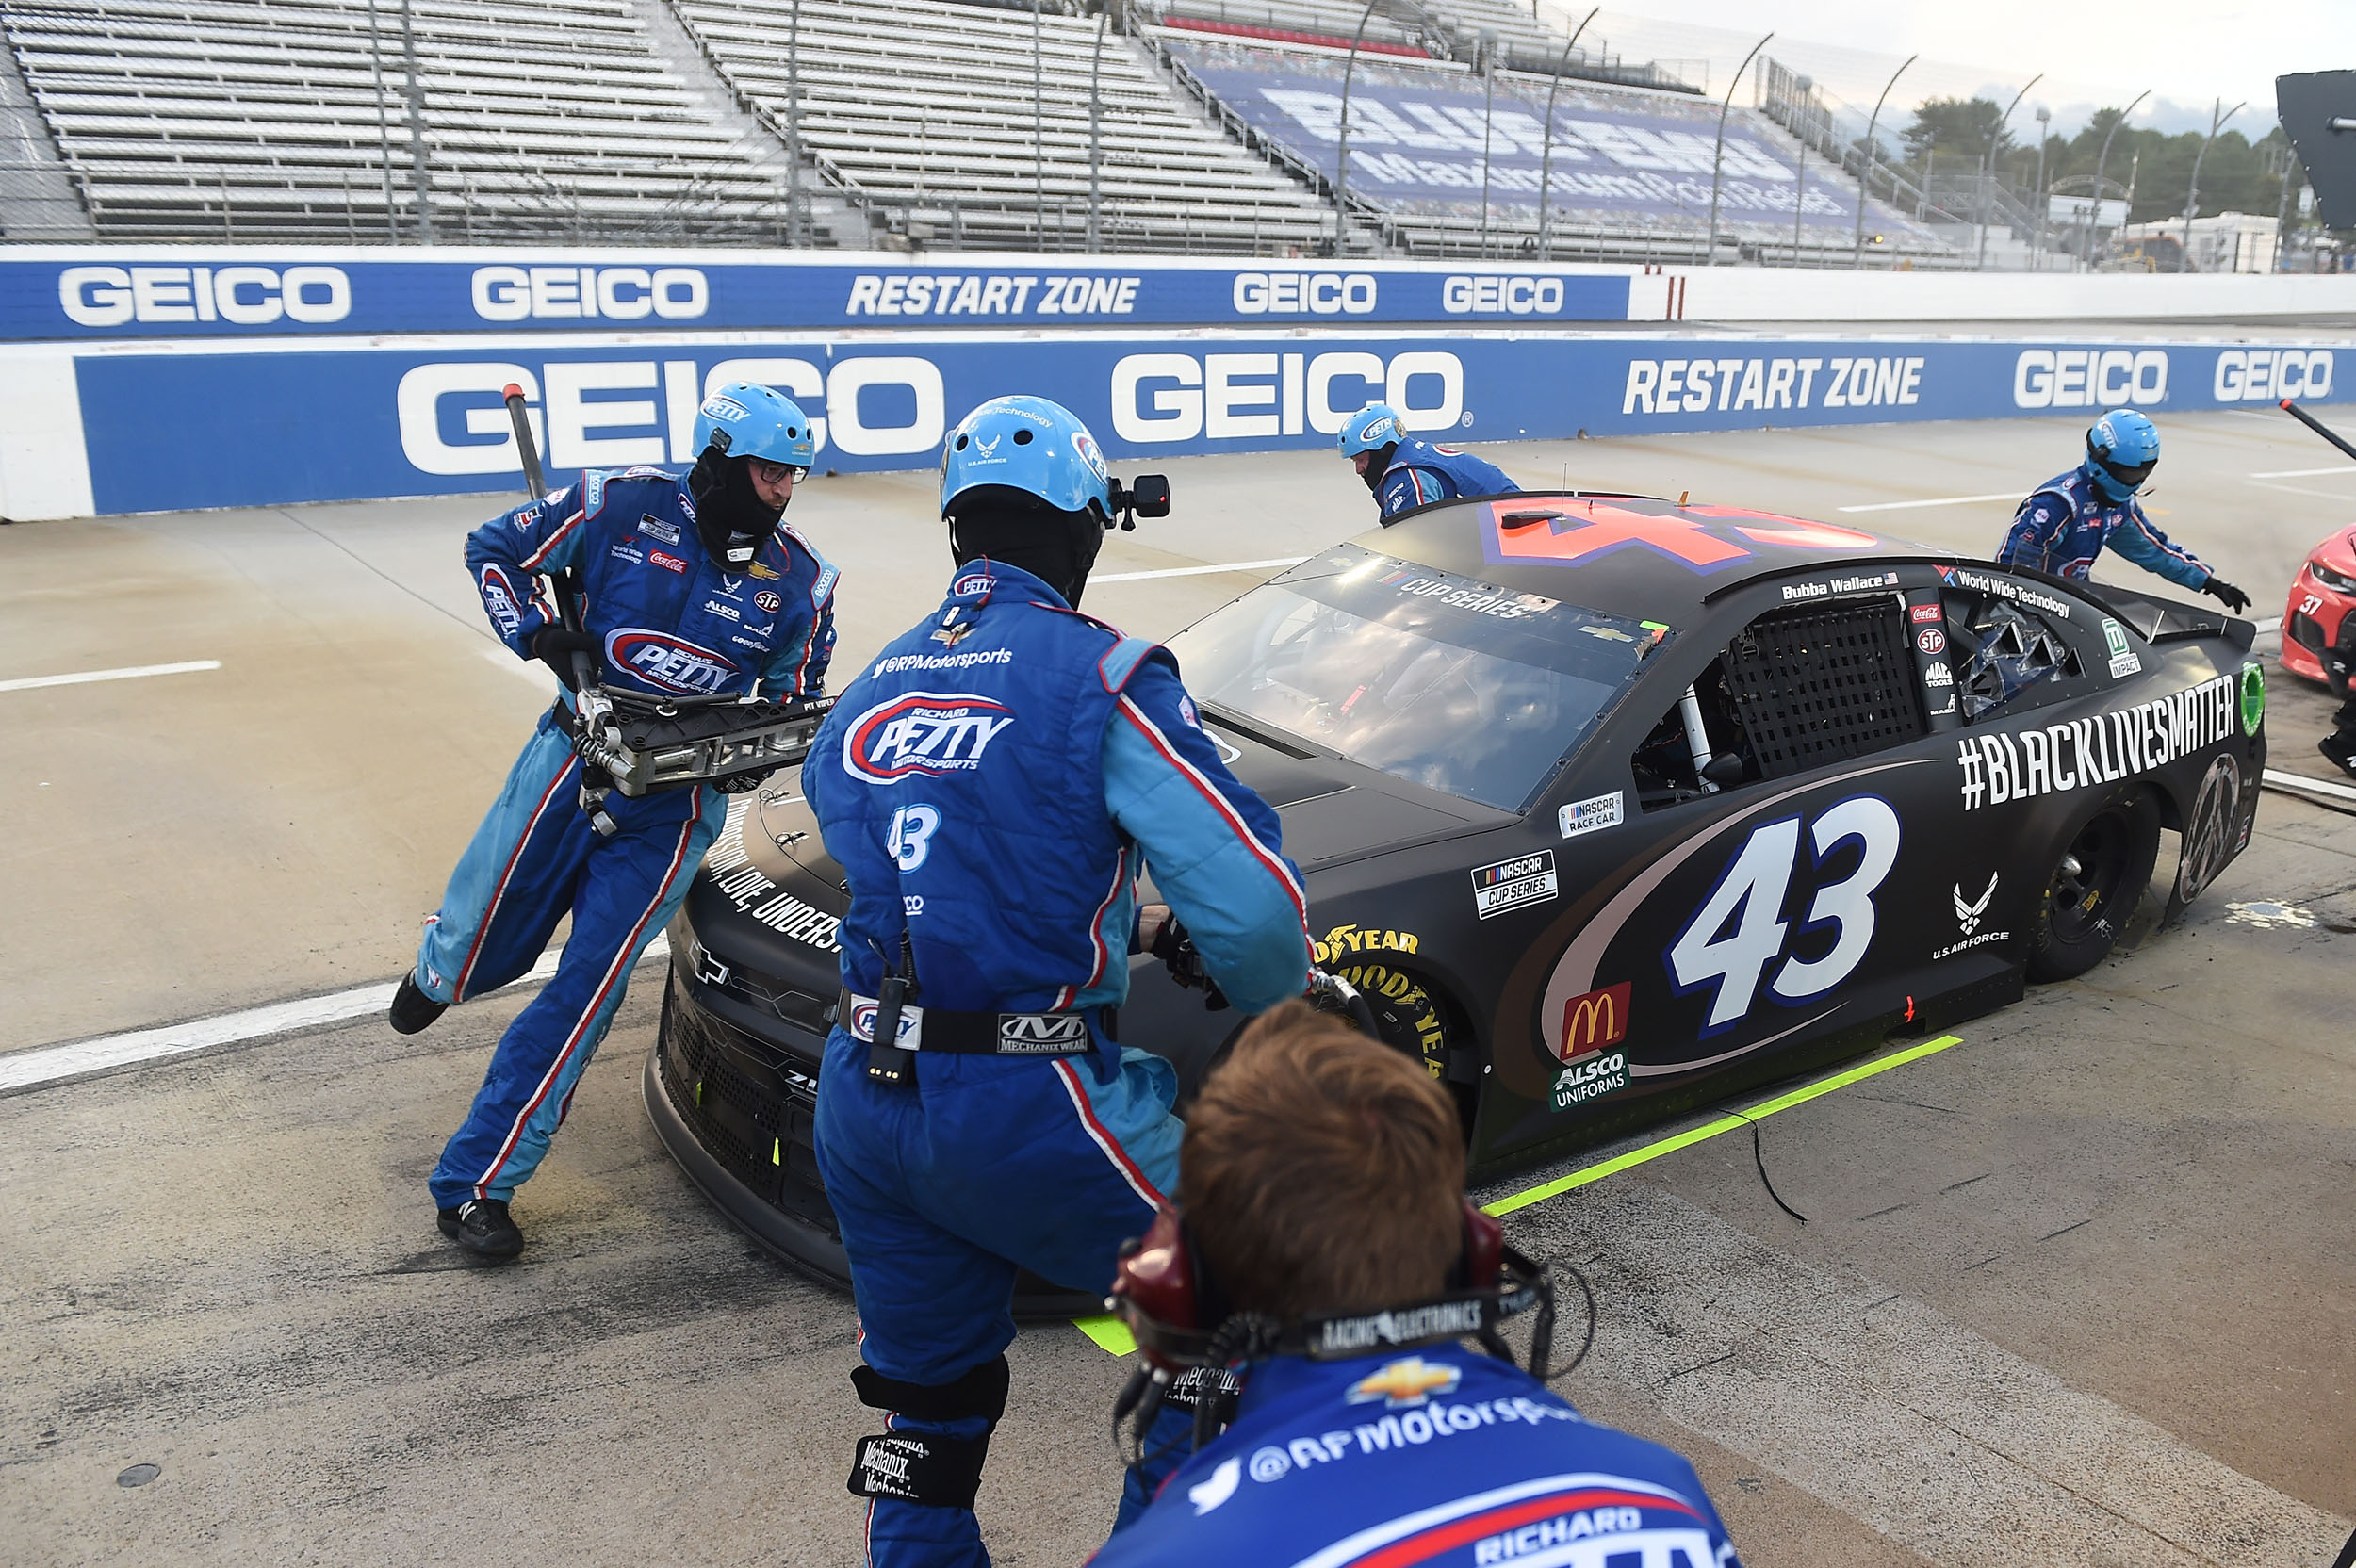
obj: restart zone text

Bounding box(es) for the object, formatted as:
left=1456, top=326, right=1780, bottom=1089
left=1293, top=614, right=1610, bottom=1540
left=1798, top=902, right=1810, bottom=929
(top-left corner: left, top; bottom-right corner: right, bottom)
left=646, top=490, right=2266, bottom=1286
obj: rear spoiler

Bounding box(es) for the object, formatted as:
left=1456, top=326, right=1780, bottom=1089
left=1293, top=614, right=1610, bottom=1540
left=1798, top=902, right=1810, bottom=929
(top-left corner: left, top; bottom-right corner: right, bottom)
left=2071, top=580, right=2254, bottom=653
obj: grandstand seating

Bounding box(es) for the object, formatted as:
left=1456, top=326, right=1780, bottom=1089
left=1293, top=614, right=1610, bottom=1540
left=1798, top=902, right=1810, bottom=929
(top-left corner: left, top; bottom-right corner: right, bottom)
left=0, top=0, right=787, bottom=240
left=668, top=0, right=1332, bottom=253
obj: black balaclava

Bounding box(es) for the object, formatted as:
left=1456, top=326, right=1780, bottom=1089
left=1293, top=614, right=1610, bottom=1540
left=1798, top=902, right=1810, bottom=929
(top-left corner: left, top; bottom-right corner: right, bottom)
left=688, top=447, right=786, bottom=566
left=946, top=486, right=1104, bottom=608
left=1359, top=440, right=1399, bottom=496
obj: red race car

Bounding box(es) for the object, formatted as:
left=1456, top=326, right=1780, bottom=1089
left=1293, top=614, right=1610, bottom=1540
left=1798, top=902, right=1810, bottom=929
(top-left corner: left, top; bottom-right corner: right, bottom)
left=2281, top=521, right=2356, bottom=688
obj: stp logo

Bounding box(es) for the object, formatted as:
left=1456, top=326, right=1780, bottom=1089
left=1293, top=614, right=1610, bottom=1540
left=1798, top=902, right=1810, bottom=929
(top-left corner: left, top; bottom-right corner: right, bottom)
left=606, top=629, right=740, bottom=695
left=754, top=589, right=782, bottom=613
left=844, top=691, right=1016, bottom=782
left=1554, top=982, right=1630, bottom=1064
left=1916, top=627, right=1947, bottom=655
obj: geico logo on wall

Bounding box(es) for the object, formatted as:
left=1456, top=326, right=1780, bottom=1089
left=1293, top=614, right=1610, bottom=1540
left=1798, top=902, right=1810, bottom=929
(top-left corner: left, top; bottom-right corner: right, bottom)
left=396, top=354, right=946, bottom=474
left=1231, top=271, right=1378, bottom=316
left=59, top=263, right=351, bottom=326
left=1109, top=350, right=1463, bottom=442
left=470, top=266, right=708, bottom=321
left=2012, top=349, right=2168, bottom=408
left=2214, top=348, right=2333, bottom=403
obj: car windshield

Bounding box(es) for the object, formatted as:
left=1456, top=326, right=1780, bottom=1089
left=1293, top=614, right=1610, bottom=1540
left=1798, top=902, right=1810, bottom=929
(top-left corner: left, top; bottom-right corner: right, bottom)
left=1168, top=545, right=1654, bottom=811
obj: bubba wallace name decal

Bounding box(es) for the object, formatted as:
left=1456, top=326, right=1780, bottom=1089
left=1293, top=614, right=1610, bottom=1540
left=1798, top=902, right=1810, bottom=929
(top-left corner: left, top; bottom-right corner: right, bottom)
left=1957, top=674, right=2236, bottom=810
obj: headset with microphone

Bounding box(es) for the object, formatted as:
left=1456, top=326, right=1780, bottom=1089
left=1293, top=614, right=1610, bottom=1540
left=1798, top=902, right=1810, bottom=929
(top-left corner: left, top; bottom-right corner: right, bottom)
left=1105, top=1200, right=1559, bottom=1457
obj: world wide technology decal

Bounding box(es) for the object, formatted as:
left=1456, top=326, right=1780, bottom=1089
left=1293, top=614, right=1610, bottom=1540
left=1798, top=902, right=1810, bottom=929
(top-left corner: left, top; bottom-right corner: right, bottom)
left=71, top=335, right=2354, bottom=514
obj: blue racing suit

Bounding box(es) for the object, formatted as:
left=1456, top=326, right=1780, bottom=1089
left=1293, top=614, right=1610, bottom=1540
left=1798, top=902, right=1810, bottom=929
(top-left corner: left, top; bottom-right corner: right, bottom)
left=1379, top=438, right=1520, bottom=521
left=1088, top=1349, right=1742, bottom=1568
left=805, top=560, right=1316, bottom=1568
left=417, top=466, right=836, bottom=1209
left=1998, top=465, right=2215, bottom=590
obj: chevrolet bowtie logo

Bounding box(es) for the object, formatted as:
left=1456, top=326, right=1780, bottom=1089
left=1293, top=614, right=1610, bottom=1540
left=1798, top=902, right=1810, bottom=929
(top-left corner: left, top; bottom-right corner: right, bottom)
left=1345, top=1356, right=1462, bottom=1408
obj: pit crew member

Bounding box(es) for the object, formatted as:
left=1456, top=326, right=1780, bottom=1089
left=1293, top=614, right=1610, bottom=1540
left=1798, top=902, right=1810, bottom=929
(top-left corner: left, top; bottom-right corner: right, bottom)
left=389, top=382, right=837, bottom=1261
left=1999, top=409, right=2250, bottom=612
left=805, top=394, right=1316, bottom=1567
left=1338, top=401, right=1521, bottom=522
left=1088, top=1002, right=1742, bottom=1568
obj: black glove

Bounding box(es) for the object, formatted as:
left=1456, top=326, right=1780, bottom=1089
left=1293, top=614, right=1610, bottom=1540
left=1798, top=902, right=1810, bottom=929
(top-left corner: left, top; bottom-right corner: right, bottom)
left=531, top=628, right=599, bottom=691
left=1151, top=919, right=1230, bottom=1012
left=2202, top=577, right=2251, bottom=614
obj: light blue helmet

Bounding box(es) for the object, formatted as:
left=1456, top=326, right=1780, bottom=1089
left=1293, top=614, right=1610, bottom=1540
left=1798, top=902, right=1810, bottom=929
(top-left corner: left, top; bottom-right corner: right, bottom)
left=2086, top=409, right=2159, bottom=502
left=1338, top=401, right=1405, bottom=458
left=940, top=394, right=1113, bottom=521
left=693, top=381, right=816, bottom=468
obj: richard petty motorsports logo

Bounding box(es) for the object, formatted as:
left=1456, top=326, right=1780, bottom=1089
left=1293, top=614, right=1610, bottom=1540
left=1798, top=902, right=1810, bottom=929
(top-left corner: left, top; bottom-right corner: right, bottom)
left=843, top=690, right=1016, bottom=783
left=605, top=628, right=740, bottom=695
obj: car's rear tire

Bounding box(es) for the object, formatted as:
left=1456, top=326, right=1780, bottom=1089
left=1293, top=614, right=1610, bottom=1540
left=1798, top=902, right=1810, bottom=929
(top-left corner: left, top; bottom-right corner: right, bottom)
left=2027, top=787, right=2161, bottom=983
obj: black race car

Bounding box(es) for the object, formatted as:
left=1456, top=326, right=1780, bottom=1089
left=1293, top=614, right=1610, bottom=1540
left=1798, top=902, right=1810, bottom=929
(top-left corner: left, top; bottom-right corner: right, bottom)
left=645, top=492, right=2267, bottom=1288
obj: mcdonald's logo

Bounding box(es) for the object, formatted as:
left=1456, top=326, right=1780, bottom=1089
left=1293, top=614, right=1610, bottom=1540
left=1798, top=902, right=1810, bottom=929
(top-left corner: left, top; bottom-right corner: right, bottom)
left=1556, top=982, right=1630, bottom=1063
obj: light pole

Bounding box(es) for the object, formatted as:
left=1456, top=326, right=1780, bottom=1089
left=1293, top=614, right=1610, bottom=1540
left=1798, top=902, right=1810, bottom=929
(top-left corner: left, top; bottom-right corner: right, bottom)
left=1977, top=74, right=2039, bottom=270
left=2030, top=105, right=2051, bottom=270
left=785, top=0, right=802, bottom=246
left=1535, top=5, right=1601, bottom=261
left=1853, top=53, right=1914, bottom=269
left=2085, top=90, right=2149, bottom=270
left=1032, top=0, right=1044, bottom=253
left=2182, top=97, right=2245, bottom=270
left=1792, top=74, right=1810, bottom=266
left=1087, top=12, right=1104, bottom=253
left=1331, top=0, right=1383, bottom=258
left=399, top=0, right=434, bottom=244
left=367, top=0, right=398, bottom=240
left=1477, top=28, right=1497, bottom=259
left=1704, top=31, right=1773, bottom=267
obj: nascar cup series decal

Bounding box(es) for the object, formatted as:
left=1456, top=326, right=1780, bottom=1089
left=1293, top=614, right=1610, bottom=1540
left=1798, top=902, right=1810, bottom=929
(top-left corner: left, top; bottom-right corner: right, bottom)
left=1955, top=673, right=2239, bottom=811
left=1471, top=851, right=1558, bottom=919
left=843, top=691, right=1016, bottom=783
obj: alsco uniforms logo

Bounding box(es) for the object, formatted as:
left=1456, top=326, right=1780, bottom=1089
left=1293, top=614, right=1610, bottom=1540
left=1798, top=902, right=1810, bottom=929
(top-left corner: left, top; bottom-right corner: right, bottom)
left=843, top=691, right=1016, bottom=782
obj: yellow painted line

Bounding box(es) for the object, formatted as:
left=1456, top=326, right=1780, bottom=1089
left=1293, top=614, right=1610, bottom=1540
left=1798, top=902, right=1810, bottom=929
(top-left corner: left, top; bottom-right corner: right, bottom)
left=1072, top=1313, right=1137, bottom=1357
left=1483, top=1035, right=1965, bottom=1217
left=1073, top=1034, right=1965, bottom=1353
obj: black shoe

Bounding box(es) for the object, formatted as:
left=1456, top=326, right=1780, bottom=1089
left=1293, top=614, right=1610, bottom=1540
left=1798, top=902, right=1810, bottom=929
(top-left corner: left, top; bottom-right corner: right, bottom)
left=437, top=1199, right=524, bottom=1260
left=2322, top=733, right=2356, bottom=781
left=389, top=974, right=448, bottom=1035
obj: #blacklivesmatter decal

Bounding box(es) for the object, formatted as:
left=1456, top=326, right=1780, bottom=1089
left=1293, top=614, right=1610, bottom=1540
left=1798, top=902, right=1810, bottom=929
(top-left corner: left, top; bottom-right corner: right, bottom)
left=1955, top=674, right=2238, bottom=811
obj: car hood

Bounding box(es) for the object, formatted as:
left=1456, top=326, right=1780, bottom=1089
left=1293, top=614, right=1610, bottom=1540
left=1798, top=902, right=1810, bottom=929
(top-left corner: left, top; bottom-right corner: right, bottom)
left=2313, top=525, right=2356, bottom=580
left=721, top=715, right=1507, bottom=943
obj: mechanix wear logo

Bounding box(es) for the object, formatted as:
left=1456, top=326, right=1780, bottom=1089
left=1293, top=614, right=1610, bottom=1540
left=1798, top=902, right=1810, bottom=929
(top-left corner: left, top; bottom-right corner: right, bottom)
left=996, top=1013, right=1090, bottom=1053
left=843, top=692, right=1016, bottom=783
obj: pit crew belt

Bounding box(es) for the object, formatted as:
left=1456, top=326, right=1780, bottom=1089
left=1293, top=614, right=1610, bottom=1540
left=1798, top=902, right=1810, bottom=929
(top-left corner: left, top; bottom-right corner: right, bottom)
left=838, top=988, right=1097, bottom=1055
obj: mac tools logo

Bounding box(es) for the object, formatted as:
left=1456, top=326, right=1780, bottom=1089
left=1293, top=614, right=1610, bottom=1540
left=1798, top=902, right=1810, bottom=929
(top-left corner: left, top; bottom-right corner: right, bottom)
left=606, top=629, right=740, bottom=695
left=843, top=692, right=1016, bottom=782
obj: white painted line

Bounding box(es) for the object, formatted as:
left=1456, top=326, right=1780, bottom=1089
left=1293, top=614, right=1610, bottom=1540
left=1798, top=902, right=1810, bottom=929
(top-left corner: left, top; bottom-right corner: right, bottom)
left=1834, top=492, right=2020, bottom=514
left=2263, top=766, right=2356, bottom=807
left=0, top=934, right=670, bottom=1096
left=0, top=659, right=220, bottom=694
left=1093, top=556, right=1307, bottom=582
left=2249, top=465, right=2356, bottom=479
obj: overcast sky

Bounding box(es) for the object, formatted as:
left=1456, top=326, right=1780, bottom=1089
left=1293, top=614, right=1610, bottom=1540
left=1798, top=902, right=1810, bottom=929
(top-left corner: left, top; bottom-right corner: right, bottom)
left=1546, top=2, right=2356, bottom=140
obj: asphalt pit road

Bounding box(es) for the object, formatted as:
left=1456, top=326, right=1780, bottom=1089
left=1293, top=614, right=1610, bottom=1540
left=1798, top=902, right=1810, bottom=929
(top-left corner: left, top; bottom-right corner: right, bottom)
left=116, top=1463, right=159, bottom=1488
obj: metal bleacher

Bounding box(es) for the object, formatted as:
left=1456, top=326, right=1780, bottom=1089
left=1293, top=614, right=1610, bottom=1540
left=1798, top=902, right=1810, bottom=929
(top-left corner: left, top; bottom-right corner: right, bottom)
left=0, top=0, right=788, bottom=240
left=666, top=0, right=1333, bottom=253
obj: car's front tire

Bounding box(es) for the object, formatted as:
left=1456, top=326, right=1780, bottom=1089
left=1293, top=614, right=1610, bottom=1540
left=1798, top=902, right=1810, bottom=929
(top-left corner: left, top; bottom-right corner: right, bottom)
left=2027, top=786, right=2161, bottom=982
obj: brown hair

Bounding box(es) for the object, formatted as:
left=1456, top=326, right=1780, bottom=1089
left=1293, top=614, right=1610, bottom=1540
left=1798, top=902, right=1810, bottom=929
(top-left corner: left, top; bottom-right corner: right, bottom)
left=1180, top=1001, right=1466, bottom=1320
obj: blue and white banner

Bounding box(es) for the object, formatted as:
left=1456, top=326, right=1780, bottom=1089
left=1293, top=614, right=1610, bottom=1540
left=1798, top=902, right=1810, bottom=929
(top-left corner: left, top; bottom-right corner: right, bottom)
left=1168, top=41, right=1920, bottom=237
left=0, top=251, right=1638, bottom=341
left=72, top=332, right=2348, bottom=515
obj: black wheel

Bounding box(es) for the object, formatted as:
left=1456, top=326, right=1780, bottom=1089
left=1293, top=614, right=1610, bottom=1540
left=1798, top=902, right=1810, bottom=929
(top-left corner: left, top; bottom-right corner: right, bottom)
left=2027, top=788, right=2160, bottom=982
left=1328, top=957, right=1450, bottom=1079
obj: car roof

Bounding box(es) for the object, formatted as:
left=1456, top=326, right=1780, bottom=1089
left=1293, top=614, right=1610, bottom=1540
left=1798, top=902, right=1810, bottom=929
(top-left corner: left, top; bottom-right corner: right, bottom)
left=1363, top=491, right=1954, bottom=627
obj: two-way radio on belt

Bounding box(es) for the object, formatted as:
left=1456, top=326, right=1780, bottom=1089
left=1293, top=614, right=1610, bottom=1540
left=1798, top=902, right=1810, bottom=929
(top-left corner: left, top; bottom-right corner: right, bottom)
left=498, top=384, right=833, bottom=832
